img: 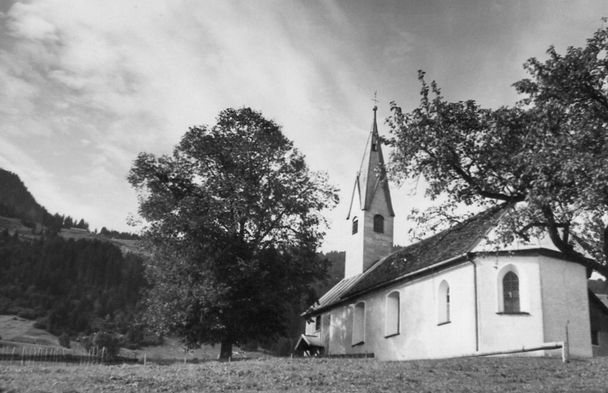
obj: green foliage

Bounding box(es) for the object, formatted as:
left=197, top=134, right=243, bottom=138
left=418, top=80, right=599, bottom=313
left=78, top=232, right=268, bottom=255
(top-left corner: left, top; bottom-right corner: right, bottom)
left=388, top=24, right=608, bottom=276
left=58, top=332, right=71, bottom=348
left=129, top=107, right=338, bottom=358
left=92, top=331, right=120, bottom=359
left=0, top=230, right=147, bottom=338
left=98, top=226, right=140, bottom=240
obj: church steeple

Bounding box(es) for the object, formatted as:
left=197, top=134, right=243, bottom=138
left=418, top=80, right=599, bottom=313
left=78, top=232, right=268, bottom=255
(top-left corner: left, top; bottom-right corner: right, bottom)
left=348, top=105, right=395, bottom=219
left=345, top=105, right=395, bottom=278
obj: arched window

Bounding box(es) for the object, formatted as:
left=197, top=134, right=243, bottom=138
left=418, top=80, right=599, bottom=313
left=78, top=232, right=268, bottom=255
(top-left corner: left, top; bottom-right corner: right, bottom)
left=352, top=302, right=365, bottom=345
left=352, top=217, right=358, bottom=235
left=438, top=280, right=450, bottom=324
left=503, top=271, right=520, bottom=313
left=373, top=214, right=384, bottom=233
left=385, top=291, right=400, bottom=337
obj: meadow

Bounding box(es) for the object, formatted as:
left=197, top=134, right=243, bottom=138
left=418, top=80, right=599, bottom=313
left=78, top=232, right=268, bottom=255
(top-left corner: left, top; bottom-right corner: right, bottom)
left=2, top=356, right=608, bottom=393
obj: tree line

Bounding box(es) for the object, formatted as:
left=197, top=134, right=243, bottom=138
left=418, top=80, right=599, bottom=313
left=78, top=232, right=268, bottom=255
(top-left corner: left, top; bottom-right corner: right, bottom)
left=0, top=231, right=147, bottom=346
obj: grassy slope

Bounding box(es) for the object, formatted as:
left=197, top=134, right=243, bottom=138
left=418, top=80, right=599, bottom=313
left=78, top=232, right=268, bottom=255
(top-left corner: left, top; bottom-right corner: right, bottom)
left=0, top=315, right=245, bottom=361
left=0, top=316, right=58, bottom=346
left=1, top=356, right=607, bottom=393
left=0, top=218, right=142, bottom=254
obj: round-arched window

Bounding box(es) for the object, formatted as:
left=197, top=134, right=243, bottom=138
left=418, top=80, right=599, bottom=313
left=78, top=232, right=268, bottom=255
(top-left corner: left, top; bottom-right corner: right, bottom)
left=373, top=214, right=384, bottom=233
left=503, top=271, right=520, bottom=313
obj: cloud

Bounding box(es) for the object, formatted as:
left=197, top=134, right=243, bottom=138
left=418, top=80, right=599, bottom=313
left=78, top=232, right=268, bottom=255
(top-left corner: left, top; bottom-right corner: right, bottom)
left=0, top=0, right=370, bottom=234
left=3, top=0, right=601, bottom=249
left=6, top=2, right=59, bottom=42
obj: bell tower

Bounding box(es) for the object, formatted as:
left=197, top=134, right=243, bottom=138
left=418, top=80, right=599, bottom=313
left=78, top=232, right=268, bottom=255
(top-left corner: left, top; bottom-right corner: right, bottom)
left=345, top=105, right=395, bottom=278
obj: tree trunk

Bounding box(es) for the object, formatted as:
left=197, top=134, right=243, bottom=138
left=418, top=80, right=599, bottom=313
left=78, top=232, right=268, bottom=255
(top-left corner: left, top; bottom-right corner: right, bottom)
left=219, top=339, right=232, bottom=361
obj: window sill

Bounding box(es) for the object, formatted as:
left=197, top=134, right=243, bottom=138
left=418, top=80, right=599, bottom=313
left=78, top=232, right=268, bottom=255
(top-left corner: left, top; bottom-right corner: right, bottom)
left=384, top=332, right=399, bottom=339
left=496, top=312, right=530, bottom=316
left=437, top=321, right=451, bottom=326
left=352, top=341, right=364, bottom=347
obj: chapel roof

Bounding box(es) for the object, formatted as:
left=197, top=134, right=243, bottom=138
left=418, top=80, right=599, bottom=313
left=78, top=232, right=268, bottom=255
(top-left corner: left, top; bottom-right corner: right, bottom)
left=304, top=204, right=507, bottom=316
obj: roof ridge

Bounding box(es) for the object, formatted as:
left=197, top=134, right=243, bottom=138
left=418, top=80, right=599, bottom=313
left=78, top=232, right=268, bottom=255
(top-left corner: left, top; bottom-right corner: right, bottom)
left=402, top=204, right=508, bottom=250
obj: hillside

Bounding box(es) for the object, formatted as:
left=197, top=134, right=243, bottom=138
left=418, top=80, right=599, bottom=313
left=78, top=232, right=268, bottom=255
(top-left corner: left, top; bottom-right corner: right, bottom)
left=0, top=167, right=346, bottom=354
left=0, top=169, right=47, bottom=225
left=0, top=167, right=141, bottom=253
left=0, top=168, right=147, bottom=346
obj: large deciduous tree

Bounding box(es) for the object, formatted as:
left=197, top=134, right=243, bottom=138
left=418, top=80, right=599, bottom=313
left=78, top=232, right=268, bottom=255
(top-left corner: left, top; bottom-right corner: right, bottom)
left=387, top=24, right=608, bottom=277
left=128, top=107, right=338, bottom=359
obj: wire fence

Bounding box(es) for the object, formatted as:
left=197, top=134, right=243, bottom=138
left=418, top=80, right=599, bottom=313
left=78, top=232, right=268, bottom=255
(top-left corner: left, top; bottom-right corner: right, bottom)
left=0, top=342, right=138, bottom=365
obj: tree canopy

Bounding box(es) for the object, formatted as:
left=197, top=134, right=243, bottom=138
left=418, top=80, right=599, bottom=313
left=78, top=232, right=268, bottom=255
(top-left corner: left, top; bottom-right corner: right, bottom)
left=128, top=107, right=338, bottom=359
left=387, top=24, right=608, bottom=277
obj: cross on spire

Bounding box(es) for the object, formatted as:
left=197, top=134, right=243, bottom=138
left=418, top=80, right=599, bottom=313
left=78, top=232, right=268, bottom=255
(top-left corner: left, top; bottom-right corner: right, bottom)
left=372, top=91, right=379, bottom=111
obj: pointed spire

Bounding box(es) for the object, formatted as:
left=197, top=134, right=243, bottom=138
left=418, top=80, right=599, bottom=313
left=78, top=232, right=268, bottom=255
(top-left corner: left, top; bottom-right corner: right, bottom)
left=372, top=103, right=378, bottom=133
left=347, top=105, right=395, bottom=219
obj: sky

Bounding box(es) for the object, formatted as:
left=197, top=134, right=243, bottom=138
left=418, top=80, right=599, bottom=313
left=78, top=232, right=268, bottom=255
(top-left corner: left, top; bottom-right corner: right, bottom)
left=0, top=0, right=606, bottom=251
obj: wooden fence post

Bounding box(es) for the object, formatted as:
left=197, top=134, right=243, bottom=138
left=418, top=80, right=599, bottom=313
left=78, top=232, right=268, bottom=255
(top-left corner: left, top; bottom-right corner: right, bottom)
left=562, top=321, right=570, bottom=363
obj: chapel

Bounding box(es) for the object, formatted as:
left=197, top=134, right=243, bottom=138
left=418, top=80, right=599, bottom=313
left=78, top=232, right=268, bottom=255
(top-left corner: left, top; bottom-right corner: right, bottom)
left=297, top=105, right=608, bottom=360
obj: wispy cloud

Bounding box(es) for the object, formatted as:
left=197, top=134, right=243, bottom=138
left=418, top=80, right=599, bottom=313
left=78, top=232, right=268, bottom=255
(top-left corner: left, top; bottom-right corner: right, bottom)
left=1, top=0, right=606, bottom=250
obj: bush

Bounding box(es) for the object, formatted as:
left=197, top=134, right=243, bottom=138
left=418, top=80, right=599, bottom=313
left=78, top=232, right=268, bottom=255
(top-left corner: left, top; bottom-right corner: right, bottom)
left=241, top=340, right=258, bottom=352
left=78, top=334, right=93, bottom=351
left=141, top=333, right=164, bottom=346
left=266, top=336, right=293, bottom=356
left=92, top=331, right=120, bottom=359
left=58, top=332, right=71, bottom=348
left=16, top=308, right=37, bottom=320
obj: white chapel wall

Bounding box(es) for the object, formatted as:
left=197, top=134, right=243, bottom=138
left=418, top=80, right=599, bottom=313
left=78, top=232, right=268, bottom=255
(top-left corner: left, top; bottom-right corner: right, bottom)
left=304, top=318, right=316, bottom=336
left=361, top=187, right=394, bottom=270
left=538, top=256, right=592, bottom=358
left=474, top=254, right=545, bottom=354
left=324, top=262, right=477, bottom=360
left=318, top=252, right=594, bottom=360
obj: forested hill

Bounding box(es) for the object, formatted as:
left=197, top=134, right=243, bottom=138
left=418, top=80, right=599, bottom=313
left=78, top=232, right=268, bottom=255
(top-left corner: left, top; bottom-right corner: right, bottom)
left=0, top=167, right=138, bottom=243
left=0, top=168, right=48, bottom=226
left=0, top=168, right=147, bottom=344
left=0, top=231, right=146, bottom=340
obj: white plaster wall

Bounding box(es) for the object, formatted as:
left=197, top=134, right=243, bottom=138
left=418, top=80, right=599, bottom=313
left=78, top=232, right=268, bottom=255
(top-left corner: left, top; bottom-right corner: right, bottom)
left=361, top=189, right=394, bottom=271
left=474, top=255, right=545, bottom=354
left=538, top=256, right=592, bottom=358
left=345, top=222, right=365, bottom=278
left=345, top=188, right=394, bottom=278
left=325, top=263, right=477, bottom=360
left=304, top=319, right=317, bottom=336
left=322, top=253, right=593, bottom=360
left=327, top=304, right=352, bottom=355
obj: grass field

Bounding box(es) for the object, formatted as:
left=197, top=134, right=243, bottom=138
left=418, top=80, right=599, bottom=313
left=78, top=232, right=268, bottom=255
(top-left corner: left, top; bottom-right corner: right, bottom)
left=2, top=356, right=608, bottom=392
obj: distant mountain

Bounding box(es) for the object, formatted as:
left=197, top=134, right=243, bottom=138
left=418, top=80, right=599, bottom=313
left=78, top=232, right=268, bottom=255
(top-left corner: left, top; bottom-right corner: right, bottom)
left=0, top=168, right=48, bottom=225
left=0, top=168, right=139, bottom=249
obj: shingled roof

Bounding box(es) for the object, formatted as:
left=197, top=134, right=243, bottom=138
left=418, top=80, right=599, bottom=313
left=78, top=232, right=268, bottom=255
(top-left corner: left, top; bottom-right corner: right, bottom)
left=304, top=204, right=508, bottom=316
